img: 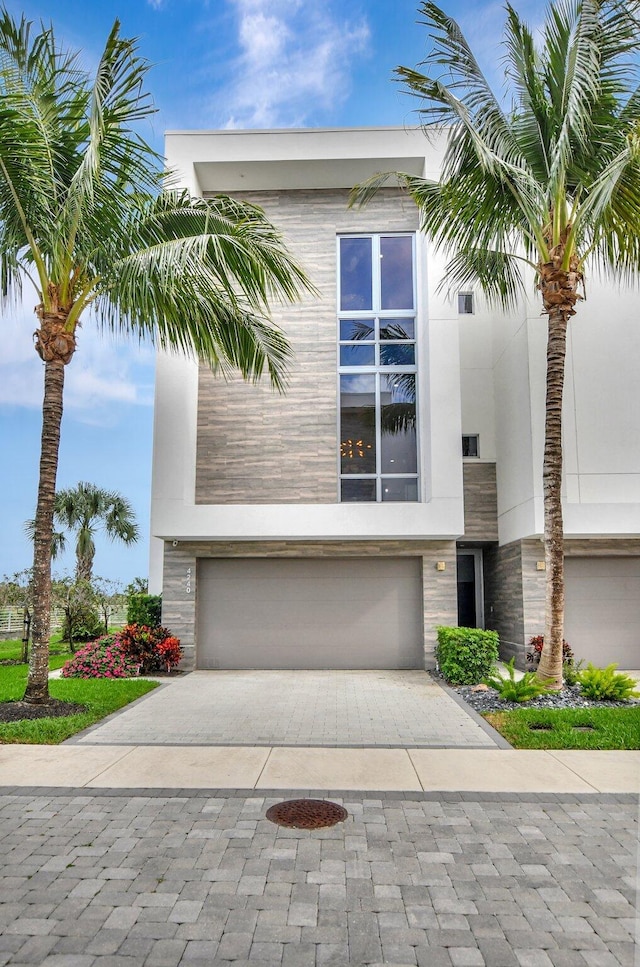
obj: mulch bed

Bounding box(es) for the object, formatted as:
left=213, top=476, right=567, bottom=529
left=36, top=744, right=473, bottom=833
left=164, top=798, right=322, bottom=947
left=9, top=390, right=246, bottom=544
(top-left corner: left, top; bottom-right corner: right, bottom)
left=0, top=700, right=86, bottom=723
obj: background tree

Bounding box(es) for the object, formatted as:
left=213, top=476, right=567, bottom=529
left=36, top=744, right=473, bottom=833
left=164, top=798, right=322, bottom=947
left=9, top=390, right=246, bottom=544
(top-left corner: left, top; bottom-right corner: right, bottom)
left=0, top=569, right=33, bottom=661
left=51, top=482, right=138, bottom=583
left=51, top=575, right=101, bottom=649
left=125, top=577, right=148, bottom=596
left=353, top=0, right=640, bottom=687
left=90, top=576, right=126, bottom=637
left=0, top=13, right=311, bottom=704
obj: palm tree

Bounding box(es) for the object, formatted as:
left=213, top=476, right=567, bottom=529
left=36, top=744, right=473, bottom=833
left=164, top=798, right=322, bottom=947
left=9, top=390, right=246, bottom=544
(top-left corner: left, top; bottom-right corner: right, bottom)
left=353, top=0, right=640, bottom=688
left=45, top=482, right=139, bottom=582
left=0, top=13, right=311, bottom=704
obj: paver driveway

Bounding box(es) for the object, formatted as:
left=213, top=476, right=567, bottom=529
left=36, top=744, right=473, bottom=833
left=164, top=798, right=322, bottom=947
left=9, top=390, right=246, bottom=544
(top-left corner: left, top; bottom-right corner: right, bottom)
left=72, top=671, right=500, bottom=748
left=0, top=789, right=635, bottom=966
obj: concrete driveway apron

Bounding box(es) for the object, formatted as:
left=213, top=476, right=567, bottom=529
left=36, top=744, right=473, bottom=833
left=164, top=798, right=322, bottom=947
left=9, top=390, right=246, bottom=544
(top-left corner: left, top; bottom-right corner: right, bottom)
left=70, top=670, right=500, bottom=749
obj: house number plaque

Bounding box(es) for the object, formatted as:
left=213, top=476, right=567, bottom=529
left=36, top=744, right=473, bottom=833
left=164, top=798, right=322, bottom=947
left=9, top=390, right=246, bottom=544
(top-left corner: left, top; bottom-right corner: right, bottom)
left=186, top=567, right=192, bottom=594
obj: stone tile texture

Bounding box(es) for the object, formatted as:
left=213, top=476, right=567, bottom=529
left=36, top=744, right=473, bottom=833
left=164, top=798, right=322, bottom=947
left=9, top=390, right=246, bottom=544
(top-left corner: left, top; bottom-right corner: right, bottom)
left=74, top=671, right=498, bottom=748
left=0, top=792, right=635, bottom=965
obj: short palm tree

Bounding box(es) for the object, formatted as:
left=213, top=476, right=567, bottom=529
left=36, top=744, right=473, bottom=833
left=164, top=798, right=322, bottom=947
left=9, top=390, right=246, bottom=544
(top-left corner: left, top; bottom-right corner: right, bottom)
left=353, top=0, right=640, bottom=687
left=44, top=482, right=139, bottom=583
left=0, top=12, right=311, bottom=703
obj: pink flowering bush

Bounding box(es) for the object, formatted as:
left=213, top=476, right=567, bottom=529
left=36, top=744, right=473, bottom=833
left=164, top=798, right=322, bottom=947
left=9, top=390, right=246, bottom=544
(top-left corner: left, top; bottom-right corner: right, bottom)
left=61, top=635, right=138, bottom=679
left=61, top=627, right=183, bottom=678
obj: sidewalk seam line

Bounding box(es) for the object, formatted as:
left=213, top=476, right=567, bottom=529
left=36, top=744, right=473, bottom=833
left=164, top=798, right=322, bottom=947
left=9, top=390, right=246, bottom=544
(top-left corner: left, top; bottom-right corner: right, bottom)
left=82, top=745, right=139, bottom=788
left=405, top=749, right=425, bottom=792
left=544, top=750, right=602, bottom=794
left=254, top=747, right=274, bottom=789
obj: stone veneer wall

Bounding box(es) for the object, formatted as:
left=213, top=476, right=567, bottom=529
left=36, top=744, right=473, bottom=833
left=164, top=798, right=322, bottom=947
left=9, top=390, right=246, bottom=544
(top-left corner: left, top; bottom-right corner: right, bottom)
left=462, top=463, right=498, bottom=541
left=196, top=188, right=419, bottom=504
left=484, top=537, right=640, bottom=666
left=564, top=538, right=640, bottom=557
left=484, top=540, right=549, bottom=665
left=521, top=540, right=547, bottom=649
left=162, top=539, right=458, bottom=670
left=483, top=541, right=525, bottom=664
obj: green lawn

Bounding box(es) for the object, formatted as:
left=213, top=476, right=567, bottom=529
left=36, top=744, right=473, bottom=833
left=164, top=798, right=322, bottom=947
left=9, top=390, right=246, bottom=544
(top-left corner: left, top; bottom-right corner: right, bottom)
left=484, top=705, right=640, bottom=749
left=0, top=661, right=158, bottom=744
left=0, top=632, right=72, bottom=662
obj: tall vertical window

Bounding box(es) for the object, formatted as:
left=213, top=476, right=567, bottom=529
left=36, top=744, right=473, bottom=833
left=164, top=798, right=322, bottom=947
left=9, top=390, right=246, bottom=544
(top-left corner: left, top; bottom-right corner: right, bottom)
left=338, top=234, right=419, bottom=502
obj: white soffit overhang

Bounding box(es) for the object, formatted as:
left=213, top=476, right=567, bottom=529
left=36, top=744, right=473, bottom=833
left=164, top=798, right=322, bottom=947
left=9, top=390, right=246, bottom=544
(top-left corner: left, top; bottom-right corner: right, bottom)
left=197, top=157, right=425, bottom=192
left=166, top=127, right=431, bottom=193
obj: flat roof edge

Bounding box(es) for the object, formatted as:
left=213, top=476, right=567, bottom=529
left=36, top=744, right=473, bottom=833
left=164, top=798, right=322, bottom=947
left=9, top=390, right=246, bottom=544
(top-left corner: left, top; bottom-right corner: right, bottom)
left=165, top=125, right=426, bottom=136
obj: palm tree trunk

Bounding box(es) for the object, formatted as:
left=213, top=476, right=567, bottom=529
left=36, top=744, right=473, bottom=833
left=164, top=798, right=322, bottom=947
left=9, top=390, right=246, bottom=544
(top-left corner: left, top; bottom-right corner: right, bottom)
left=76, top=553, right=94, bottom=583
left=23, top=361, right=66, bottom=703
left=537, top=309, right=567, bottom=689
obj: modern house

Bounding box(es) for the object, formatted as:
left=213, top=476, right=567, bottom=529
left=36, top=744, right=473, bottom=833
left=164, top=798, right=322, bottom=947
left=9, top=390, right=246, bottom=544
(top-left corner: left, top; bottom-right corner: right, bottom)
left=149, top=127, right=640, bottom=671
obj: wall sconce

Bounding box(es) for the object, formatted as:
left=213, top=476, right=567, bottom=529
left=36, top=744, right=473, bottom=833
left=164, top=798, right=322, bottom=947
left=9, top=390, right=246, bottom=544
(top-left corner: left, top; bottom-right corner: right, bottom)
left=536, top=560, right=546, bottom=571
left=435, top=561, right=446, bottom=571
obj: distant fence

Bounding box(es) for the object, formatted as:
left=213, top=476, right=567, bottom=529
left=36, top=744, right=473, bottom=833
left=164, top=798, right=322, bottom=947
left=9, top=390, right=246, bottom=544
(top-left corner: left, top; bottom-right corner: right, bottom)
left=0, top=606, right=127, bottom=638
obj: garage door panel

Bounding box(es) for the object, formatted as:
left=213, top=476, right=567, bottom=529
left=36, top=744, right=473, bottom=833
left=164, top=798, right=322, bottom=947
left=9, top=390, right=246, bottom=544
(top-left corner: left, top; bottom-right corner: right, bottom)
left=564, top=558, right=640, bottom=667
left=197, top=557, right=424, bottom=669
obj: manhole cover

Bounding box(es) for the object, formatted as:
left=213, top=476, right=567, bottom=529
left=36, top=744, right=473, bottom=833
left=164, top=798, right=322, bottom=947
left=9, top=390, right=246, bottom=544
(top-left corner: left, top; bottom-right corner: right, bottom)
left=528, top=723, right=553, bottom=731
left=266, top=799, right=348, bottom=829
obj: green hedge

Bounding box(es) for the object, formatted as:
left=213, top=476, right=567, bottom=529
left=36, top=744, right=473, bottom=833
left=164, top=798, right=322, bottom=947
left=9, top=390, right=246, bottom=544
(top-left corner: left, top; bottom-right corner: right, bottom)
left=126, top=594, right=162, bottom=628
left=436, top=626, right=499, bottom=685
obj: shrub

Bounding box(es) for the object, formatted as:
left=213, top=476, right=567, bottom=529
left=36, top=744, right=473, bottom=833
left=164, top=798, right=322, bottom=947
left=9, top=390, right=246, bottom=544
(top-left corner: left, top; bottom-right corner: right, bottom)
left=435, top=627, right=499, bottom=685
left=118, top=623, right=172, bottom=674
left=127, top=594, right=162, bottom=627
left=156, top=636, right=183, bottom=671
left=527, top=635, right=574, bottom=671
left=62, top=607, right=103, bottom=644
left=577, top=664, right=640, bottom=701
left=61, top=624, right=182, bottom=678
left=484, top=658, right=554, bottom=702
left=563, top=658, right=585, bottom=687
left=61, top=635, right=138, bottom=679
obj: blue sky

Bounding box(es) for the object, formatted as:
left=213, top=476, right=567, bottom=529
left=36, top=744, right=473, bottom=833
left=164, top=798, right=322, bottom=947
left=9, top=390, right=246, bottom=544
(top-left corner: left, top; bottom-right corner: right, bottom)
left=0, top=0, right=540, bottom=586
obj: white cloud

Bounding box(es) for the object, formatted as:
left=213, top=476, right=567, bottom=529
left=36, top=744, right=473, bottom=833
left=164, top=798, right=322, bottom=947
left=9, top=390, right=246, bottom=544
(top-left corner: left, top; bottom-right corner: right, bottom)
left=219, top=0, right=370, bottom=128
left=0, top=303, right=155, bottom=421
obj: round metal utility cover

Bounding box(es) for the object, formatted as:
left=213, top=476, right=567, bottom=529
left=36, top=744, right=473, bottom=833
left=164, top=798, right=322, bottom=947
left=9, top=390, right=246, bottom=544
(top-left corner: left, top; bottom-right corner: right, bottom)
left=266, top=799, right=348, bottom=830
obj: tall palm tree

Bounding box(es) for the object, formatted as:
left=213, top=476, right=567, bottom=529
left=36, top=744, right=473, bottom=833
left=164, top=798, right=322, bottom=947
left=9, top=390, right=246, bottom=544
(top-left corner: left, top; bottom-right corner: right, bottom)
left=0, top=12, right=311, bottom=704
left=353, top=0, right=640, bottom=687
left=50, top=482, right=139, bottom=582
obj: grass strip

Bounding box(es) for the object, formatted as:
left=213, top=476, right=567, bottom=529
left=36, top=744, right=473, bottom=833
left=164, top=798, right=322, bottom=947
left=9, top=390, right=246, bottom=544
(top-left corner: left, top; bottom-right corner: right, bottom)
left=483, top=705, right=640, bottom=749
left=0, top=662, right=158, bottom=744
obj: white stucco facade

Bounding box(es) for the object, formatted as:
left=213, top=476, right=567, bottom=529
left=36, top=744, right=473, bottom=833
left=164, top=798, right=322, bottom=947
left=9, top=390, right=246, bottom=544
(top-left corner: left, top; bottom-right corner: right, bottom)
left=150, top=126, right=640, bottom=670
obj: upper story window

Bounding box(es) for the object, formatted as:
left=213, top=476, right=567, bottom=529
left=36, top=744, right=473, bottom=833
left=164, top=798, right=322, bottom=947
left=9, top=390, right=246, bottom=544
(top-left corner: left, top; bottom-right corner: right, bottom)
left=338, top=234, right=419, bottom=503
left=458, top=291, right=474, bottom=314
left=462, top=434, right=479, bottom=458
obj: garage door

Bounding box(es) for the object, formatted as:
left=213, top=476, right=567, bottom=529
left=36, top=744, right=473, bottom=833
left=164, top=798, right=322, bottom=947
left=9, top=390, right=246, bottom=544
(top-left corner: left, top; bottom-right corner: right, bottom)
left=197, top=557, right=424, bottom=669
left=564, top=557, right=640, bottom=667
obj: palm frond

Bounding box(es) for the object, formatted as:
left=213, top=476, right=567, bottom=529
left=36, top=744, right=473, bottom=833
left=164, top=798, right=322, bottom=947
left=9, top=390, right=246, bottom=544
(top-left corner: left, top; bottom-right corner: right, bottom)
left=504, top=5, right=553, bottom=180
left=88, top=191, right=313, bottom=389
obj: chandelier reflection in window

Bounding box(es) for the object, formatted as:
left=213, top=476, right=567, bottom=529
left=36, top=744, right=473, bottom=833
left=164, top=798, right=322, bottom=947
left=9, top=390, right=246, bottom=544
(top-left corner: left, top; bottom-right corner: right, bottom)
left=340, top=439, right=373, bottom=460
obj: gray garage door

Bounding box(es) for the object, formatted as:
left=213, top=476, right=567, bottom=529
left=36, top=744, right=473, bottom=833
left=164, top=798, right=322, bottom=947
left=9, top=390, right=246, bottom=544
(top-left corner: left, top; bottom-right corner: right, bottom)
left=564, top=557, right=640, bottom=667
left=196, top=557, right=424, bottom=669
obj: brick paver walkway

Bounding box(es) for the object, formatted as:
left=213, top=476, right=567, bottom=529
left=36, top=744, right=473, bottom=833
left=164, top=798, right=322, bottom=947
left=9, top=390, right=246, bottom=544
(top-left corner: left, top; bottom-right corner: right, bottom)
left=0, top=789, right=635, bottom=966
left=73, top=671, right=499, bottom=748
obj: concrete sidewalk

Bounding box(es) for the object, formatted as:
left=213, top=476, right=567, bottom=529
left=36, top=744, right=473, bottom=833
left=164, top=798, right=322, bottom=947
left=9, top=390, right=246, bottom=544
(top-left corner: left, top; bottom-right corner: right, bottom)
left=1, top=744, right=638, bottom=794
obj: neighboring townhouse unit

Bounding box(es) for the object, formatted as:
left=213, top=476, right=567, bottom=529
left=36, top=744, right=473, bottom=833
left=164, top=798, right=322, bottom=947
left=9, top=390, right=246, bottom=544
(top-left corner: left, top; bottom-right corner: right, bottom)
left=150, top=126, right=640, bottom=671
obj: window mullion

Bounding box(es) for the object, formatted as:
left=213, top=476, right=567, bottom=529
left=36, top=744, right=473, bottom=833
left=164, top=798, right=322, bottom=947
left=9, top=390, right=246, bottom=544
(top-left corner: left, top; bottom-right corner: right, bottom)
left=373, top=238, right=382, bottom=501
left=375, top=372, right=382, bottom=500
left=372, top=236, right=382, bottom=314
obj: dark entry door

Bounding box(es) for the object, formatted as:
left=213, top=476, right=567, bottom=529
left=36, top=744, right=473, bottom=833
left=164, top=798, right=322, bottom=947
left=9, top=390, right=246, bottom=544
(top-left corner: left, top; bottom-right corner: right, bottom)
left=457, top=552, right=477, bottom=627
